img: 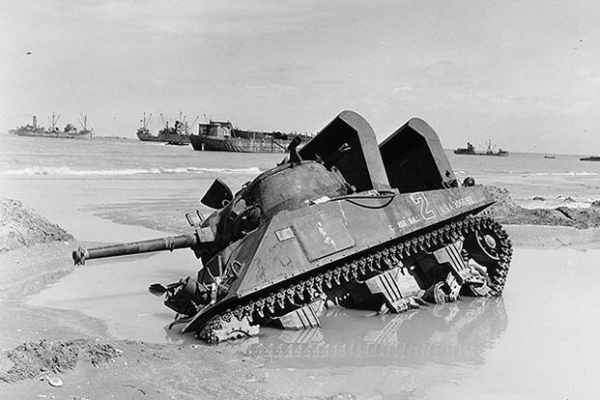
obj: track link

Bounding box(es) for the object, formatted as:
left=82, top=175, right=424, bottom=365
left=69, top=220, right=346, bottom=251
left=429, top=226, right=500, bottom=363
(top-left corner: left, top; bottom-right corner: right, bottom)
left=198, top=215, right=512, bottom=343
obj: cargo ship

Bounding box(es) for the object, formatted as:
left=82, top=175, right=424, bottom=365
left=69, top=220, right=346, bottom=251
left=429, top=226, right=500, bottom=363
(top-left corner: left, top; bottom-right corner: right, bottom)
left=580, top=156, right=600, bottom=161
left=136, top=113, right=196, bottom=145
left=9, top=114, right=93, bottom=139
left=190, top=120, right=311, bottom=153
left=454, top=140, right=508, bottom=156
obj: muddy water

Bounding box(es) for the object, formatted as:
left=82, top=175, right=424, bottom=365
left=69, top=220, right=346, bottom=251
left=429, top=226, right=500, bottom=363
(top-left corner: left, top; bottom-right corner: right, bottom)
left=237, top=247, right=600, bottom=399
left=27, top=248, right=201, bottom=344
left=26, top=246, right=600, bottom=399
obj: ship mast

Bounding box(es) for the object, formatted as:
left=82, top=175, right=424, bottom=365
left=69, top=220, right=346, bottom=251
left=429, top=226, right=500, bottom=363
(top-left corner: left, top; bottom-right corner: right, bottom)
left=78, top=113, right=92, bottom=139
left=179, top=111, right=185, bottom=133
left=141, top=112, right=152, bottom=129
left=48, top=112, right=60, bottom=132
left=78, top=114, right=87, bottom=131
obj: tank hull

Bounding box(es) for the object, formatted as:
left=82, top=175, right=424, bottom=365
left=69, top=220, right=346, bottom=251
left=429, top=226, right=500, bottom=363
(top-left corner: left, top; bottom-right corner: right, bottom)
left=183, top=184, right=497, bottom=334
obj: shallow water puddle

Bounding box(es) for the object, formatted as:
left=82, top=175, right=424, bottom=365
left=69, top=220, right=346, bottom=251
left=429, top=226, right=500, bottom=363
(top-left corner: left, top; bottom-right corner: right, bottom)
left=237, top=247, right=600, bottom=399
left=27, top=248, right=201, bottom=344
left=26, top=247, right=600, bottom=398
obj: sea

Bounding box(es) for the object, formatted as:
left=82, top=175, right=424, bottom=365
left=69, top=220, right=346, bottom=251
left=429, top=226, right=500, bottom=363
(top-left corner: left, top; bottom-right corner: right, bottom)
left=2, top=134, right=599, bottom=210
left=1, top=133, right=600, bottom=399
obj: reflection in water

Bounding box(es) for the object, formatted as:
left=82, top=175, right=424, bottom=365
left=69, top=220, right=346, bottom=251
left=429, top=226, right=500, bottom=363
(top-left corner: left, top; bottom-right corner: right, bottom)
left=232, top=297, right=507, bottom=368
left=26, top=249, right=200, bottom=344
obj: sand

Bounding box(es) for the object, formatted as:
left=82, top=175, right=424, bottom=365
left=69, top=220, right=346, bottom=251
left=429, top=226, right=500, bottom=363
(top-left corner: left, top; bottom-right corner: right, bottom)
left=1, top=196, right=599, bottom=399
left=0, top=248, right=281, bottom=399
left=0, top=198, right=281, bottom=399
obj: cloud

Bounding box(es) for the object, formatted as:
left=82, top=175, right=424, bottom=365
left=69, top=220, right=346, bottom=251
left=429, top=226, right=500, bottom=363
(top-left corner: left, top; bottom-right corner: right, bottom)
left=68, top=0, right=320, bottom=35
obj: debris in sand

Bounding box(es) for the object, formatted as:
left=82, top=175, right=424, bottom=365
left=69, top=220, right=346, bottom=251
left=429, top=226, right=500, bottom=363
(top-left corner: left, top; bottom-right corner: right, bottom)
left=0, top=339, right=121, bottom=383
left=326, top=392, right=357, bottom=400
left=0, top=197, right=74, bottom=252
left=45, top=375, right=63, bottom=387
left=558, top=195, right=576, bottom=203
left=485, top=186, right=600, bottom=229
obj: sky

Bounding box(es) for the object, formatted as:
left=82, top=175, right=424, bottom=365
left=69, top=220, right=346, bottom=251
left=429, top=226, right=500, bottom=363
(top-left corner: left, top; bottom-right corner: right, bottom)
left=1, top=0, right=599, bottom=155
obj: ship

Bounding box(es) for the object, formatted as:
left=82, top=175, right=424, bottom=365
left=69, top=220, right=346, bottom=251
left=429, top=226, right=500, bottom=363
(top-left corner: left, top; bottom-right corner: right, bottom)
left=453, top=140, right=508, bottom=156
left=190, top=120, right=311, bottom=153
left=580, top=156, right=600, bottom=161
left=9, top=114, right=93, bottom=139
left=136, top=113, right=197, bottom=145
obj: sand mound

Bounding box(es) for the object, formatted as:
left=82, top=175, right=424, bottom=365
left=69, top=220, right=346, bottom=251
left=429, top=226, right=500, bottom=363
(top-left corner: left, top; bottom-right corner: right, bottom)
left=0, top=197, right=73, bottom=252
left=0, top=339, right=121, bottom=383
left=485, top=186, right=600, bottom=229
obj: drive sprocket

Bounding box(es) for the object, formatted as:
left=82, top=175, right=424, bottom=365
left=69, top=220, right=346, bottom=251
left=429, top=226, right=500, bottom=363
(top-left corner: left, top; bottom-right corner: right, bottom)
left=462, top=217, right=512, bottom=296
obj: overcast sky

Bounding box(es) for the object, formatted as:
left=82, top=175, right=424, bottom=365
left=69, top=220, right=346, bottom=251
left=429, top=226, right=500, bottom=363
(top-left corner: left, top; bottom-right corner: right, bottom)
left=1, top=0, right=599, bottom=154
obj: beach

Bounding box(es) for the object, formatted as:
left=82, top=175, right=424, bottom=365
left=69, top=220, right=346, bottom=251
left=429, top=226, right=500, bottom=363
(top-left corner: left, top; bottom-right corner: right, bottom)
left=1, top=134, right=600, bottom=399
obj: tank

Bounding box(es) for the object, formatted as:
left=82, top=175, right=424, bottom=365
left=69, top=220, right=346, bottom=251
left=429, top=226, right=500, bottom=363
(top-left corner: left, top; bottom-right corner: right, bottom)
left=73, top=111, right=512, bottom=343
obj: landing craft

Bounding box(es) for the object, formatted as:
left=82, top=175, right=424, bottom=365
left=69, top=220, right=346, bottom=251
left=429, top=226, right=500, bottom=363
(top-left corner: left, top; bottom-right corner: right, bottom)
left=73, top=111, right=512, bottom=343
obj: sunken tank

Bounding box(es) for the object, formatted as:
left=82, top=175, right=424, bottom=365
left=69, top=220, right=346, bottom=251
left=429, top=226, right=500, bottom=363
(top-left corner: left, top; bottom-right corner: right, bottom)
left=73, top=111, right=512, bottom=343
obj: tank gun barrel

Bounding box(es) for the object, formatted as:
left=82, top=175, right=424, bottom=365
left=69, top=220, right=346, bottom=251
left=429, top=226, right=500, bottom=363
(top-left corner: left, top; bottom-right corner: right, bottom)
left=73, top=233, right=199, bottom=265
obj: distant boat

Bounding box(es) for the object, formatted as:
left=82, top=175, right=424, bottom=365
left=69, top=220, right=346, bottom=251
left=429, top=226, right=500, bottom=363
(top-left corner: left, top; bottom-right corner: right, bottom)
left=190, top=120, right=311, bottom=153
left=580, top=156, right=600, bottom=161
left=9, top=114, right=93, bottom=139
left=136, top=112, right=197, bottom=145
left=454, top=140, right=508, bottom=156
left=544, top=155, right=556, bottom=159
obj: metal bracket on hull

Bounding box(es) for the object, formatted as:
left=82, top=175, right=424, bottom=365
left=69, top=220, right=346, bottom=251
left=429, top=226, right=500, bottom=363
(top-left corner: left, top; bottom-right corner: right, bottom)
left=433, top=241, right=471, bottom=284
left=274, top=299, right=325, bottom=330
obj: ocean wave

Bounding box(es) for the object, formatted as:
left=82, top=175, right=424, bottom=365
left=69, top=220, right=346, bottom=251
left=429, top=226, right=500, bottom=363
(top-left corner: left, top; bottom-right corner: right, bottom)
left=534, top=171, right=598, bottom=177
left=508, top=171, right=599, bottom=177
left=0, top=166, right=262, bottom=176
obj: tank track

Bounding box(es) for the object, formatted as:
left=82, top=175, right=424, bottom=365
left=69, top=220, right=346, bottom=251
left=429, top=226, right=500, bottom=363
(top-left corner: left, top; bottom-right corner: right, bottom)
left=197, top=215, right=512, bottom=343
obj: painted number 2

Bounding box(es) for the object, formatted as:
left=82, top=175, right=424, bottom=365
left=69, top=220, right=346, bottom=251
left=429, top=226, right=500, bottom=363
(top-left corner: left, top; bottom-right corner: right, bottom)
left=410, top=192, right=436, bottom=220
